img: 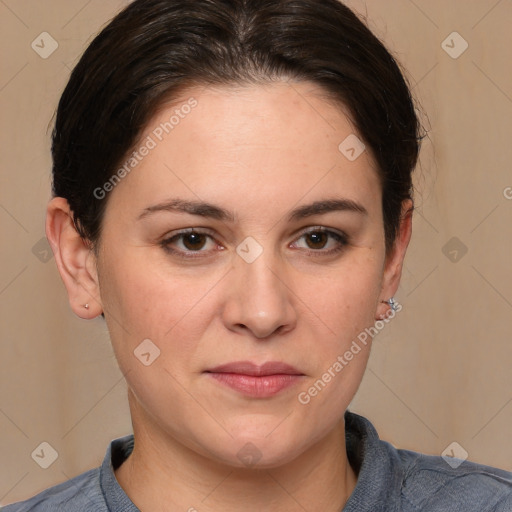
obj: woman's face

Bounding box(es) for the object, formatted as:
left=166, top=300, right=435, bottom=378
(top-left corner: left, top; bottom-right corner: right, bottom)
left=88, top=81, right=408, bottom=467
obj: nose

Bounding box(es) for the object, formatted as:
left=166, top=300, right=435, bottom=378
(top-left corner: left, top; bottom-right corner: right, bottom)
left=221, top=248, right=298, bottom=340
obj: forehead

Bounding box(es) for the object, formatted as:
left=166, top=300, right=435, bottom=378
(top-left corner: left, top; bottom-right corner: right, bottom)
left=107, top=81, right=381, bottom=216
left=154, top=81, right=359, bottom=159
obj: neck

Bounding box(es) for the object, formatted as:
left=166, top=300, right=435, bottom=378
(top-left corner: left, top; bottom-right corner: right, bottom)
left=115, top=395, right=357, bottom=512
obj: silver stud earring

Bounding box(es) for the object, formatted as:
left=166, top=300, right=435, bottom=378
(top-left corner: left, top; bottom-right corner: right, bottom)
left=83, top=303, right=90, bottom=309
left=381, top=297, right=398, bottom=311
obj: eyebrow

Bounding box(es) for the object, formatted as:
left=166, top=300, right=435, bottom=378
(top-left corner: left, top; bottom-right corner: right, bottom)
left=137, top=197, right=367, bottom=222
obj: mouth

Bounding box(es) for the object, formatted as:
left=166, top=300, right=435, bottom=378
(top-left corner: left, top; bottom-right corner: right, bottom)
left=204, top=361, right=305, bottom=398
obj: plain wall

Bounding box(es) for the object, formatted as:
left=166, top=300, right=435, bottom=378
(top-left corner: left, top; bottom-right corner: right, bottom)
left=1, top=0, right=511, bottom=506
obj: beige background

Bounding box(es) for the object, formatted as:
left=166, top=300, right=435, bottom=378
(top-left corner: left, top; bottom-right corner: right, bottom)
left=1, top=0, right=511, bottom=506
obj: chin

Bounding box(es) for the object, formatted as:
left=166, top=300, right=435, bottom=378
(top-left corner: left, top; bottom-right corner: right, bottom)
left=227, top=444, right=303, bottom=470
left=216, top=429, right=309, bottom=470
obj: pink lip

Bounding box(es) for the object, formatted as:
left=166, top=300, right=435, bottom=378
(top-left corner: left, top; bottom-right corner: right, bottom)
left=205, top=361, right=304, bottom=398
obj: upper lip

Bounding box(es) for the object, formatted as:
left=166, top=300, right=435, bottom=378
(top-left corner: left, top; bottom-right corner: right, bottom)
left=206, top=361, right=303, bottom=376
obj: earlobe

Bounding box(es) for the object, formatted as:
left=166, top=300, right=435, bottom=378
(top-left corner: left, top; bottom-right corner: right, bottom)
left=45, top=197, right=103, bottom=319
left=375, top=200, right=413, bottom=320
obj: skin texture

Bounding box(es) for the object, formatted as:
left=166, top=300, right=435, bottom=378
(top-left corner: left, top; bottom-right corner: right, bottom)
left=46, top=81, right=412, bottom=511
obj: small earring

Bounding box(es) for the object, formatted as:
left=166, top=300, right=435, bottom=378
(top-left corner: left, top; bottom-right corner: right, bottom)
left=83, top=303, right=89, bottom=309
left=381, top=297, right=398, bottom=312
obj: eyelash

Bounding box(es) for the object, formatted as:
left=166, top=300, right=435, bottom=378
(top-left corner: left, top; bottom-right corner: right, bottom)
left=160, top=227, right=348, bottom=260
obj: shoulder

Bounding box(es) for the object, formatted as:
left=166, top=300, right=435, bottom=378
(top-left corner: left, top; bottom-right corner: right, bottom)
left=1, top=434, right=135, bottom=512
left=395, top=445, right=512, bottom=511
left=0, top=468, right=107, bottom=511
left=344, top=411, right=512, bottom=512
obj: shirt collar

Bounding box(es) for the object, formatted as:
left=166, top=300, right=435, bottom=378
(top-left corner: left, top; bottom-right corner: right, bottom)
left=343, top=410, right=404, bottom=511
left=98, top=410, right=403, bottom=511
left=100, top=434, right=139, bottom=511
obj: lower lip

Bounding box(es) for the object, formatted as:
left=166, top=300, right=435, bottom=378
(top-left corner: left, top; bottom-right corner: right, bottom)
left=207, top=373, right=303, bottom=398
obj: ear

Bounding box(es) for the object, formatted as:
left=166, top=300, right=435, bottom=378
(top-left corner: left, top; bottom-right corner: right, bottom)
left=45, top=197, right=103, bottom=319
left=375, top=199, right=413, bottom=320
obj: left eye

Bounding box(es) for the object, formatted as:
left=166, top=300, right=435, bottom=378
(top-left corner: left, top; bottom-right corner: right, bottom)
left=293, top=228, right=347, bottom=252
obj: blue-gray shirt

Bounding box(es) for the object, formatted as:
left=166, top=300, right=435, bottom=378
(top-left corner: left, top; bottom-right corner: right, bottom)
left=2, top=411, right=511, bottom=511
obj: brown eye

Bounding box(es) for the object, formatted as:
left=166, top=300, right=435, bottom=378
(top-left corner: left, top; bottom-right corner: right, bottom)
left=181, top=232, right=208, bottom=251
left=160, top=229, right=218, bottom=258
left=293, top=227, right=348, bottom=256
left=305, top=231, right=329, bottom=250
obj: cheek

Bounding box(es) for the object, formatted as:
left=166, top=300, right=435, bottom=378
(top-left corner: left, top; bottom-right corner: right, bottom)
left=312, top=250, right=383, bottom=331
left=99, top=260, right=217, bottom=429
left=296, top=250, right=383, bottom=409
left=98, top=249, right=221, bottom=371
